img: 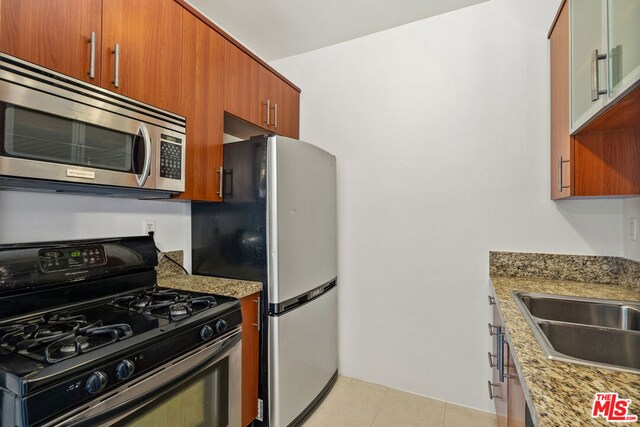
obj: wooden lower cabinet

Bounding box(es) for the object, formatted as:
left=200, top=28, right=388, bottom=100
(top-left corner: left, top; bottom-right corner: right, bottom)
left=489, top=297, right=527, bottom=427
left=240, top=292, right=260, bottom=427
left=507, top=346, right=526, bottom=427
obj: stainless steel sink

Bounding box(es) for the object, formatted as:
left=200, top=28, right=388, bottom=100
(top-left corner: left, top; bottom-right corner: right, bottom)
left=519, top=294, right=640, bottom=331
left=513, top=292, right=640, bottom=374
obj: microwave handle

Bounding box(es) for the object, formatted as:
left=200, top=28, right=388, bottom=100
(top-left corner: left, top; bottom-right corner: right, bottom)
left=135, top=123, right=152, bottom=187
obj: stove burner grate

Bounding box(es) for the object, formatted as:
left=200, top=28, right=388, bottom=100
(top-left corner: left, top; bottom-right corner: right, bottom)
left=110, top=290, right=218, bottom=321
left=0, top=313, right=133, bottom=363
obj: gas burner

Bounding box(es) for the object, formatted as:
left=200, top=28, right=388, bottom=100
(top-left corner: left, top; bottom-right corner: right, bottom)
left=0, top=314, right=132, bottom=363
left=60, top=336, right=89, bottom=354
left=110, top=289, right=182, bottom=312
left=110, top=289, right=218, bottom=321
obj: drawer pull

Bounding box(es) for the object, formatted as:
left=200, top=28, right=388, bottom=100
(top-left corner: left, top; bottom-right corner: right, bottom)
left=487, top=381, right=500, bottom=400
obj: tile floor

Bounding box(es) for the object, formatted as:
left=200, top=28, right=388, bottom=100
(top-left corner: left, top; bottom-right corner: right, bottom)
left=302, top=376, right=497, bottom=427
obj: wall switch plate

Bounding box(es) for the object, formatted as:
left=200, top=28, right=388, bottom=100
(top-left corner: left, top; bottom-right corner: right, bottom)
left=630, top=218, right=638, bottom=241
left=143, top=220, right=156, bottom=235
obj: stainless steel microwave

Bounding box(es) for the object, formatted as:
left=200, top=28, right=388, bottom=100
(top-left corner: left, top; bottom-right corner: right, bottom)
left=0, top=53, right=185, bottom=198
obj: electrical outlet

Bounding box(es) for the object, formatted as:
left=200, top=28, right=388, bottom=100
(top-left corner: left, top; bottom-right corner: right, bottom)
left=630, top=218, right=638, bottom=241
left=143, top=220, right=156, bottom=235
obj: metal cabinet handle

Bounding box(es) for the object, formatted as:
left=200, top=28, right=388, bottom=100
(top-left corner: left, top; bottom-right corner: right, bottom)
left=488, top=295, right=496, bottom=305
left=591, top=49, right=608, bottom=102
left=216, top=166, right=223, bottom=199
left=88, top=32, right=96, bottom=79
left=113, top=43, right=120, bottom=88
left=497, top=330, right=506, bottom=381
left=264, top=99, right=270, bottom=126
left=558, top=156, right=570, bottom=193
left=488, top=352, right=497, bottom=368
left=488, top=323, right=500, bottom=336
left=487, top=381, right=500, bottom=400
left=273, top=103, right=278, bottom=128
left=253, top=297, right=261, bottom=331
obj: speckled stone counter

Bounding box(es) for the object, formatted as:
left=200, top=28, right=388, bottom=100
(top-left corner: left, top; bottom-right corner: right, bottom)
left=155, top=250, right=262, bottom=299
left=158, top=274, right=262, bottom=299
left=490, top=276, right=640, bottom=427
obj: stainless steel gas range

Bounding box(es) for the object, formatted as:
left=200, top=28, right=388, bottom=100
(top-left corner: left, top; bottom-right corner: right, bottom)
left=0, top=236, right=241, bottom=427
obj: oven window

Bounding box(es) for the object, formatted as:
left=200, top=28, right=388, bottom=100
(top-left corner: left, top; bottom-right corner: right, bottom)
left=116, top=358, right=229, bottom=427
left=3, top=104, right=134, bottom=172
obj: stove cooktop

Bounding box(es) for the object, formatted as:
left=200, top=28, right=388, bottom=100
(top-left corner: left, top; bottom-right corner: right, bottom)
left=0, top=286, right=237, bottom=375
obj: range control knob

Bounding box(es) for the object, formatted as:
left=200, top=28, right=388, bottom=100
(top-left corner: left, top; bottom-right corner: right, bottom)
left=115, top=359, right=135, bottom=381
left=214, top=319, right=227, bottom=334
left=85, top=371, right=108, bottom=395
left=200, top=325, right=214, bottom=341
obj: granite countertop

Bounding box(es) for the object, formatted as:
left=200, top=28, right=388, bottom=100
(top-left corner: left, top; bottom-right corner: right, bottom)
left=155, top=250, right=262, bottom=299
left=158, top=274, right=262, bottom=299
left=490, top=275, right=640, bottom=427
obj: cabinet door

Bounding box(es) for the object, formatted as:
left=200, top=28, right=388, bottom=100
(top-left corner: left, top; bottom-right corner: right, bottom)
left=177, top=12, right=224, bottom=202
left=101, top=0, right=182, bottom=112
left=506, top=344, right=526, bottom=427
left=258, top=64, right=278, bottom=130
left=491, top=304, right=508, bottom=427
left=608, top=0, right=640, bottom=100
left=240, top=293, right=260, bottom=427
left=0, top=0, right=102, bottom=83
left=550, top=1, right=573, bottom=199
left=224, top=43, right=261, bottom=127
left=276, top=80, right=301, bottom=139
left=571, top=0, right=607, bottom=130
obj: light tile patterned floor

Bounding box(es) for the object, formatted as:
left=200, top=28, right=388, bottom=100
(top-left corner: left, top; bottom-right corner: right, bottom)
left=302, top=376, right=497, bottom=427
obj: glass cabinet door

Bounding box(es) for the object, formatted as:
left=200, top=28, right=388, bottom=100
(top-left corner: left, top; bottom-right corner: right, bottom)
left=608, top=0, right=640, bottom=100
left=571, top=0, right=607, bottom=130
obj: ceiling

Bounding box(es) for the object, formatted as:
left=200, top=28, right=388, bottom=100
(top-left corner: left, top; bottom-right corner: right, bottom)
left=186, top=0, right=489, bottom=61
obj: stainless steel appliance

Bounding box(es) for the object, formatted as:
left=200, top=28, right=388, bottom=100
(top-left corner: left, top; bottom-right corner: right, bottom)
left=0, top=236, right=241, bottom=427
left=0, top=53, right=185, bottom=198
left=192, top=135, right=338, bottom=427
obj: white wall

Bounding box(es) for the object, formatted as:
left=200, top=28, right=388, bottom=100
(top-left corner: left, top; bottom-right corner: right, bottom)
left=0, top=192, right=192, bottom=270
left=271, top=0, right=624, bottom=412
left=623, top=198, right=640, bottom=261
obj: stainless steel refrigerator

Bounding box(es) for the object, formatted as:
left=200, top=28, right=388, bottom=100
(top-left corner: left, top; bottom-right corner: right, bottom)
left=191, top=135, right=338, bottom=427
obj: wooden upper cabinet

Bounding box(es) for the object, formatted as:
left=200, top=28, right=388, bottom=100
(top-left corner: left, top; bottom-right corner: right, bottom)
left=275, top=77, right=300, bottom=139
left=177, top=11, right=225, bottom=202
left=550, top=1, right=572, bottom=200
left=224, top=42, right=261, bottom=126
left=101, top=0, right=183, bottom=113
left=0, top=0, right=102, bottom=83
left=224, top=43, right=300, bottom=138
left=549, top=0, right=640, bottom=199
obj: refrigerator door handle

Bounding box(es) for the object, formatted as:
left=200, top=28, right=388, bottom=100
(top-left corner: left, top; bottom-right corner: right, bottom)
left=269, top=278, right=337, bottom=316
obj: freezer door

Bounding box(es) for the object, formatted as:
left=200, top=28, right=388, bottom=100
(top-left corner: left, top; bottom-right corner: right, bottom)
left=267, top=136, right=337, bottom=304
left=269, top=287, right=338, bottom=427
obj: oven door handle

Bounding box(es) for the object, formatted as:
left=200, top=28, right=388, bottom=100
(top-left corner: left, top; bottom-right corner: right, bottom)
left=134, top=122, right=152, bottom=188
left=44, top=328, right=242, bottom=427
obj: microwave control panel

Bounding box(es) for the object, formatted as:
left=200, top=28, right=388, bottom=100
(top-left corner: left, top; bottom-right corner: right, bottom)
left=159, top=135, right=183, bottom=180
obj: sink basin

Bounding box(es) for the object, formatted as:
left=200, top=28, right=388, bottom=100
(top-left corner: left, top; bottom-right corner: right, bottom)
left=513, top=292, right=640, bottom=374
left=538, top=321, right=640, bottom=371
left=519, top=294, right=640, bottom=331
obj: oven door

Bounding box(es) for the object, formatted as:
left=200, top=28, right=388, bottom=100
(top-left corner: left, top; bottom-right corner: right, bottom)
left=43, top=329, right=242, bottom=427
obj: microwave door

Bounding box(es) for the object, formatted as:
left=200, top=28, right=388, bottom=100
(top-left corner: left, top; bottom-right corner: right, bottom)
left=1, top=104, right=156, bottom=190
